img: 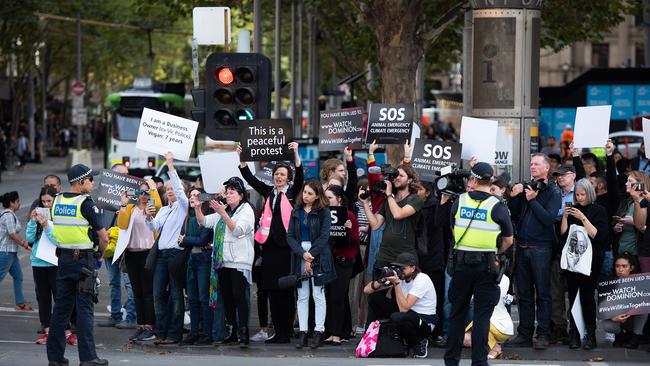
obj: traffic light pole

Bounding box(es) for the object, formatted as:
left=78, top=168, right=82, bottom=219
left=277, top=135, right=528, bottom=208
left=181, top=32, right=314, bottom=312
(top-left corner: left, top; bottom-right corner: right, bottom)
left=274, top=0, right=281, bottom=118
left=76, top=13, right=82, bottom=150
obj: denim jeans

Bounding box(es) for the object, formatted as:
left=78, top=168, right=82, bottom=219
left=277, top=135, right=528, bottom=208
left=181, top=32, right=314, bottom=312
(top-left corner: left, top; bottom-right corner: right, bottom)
left=515, top=246, right=552, bottom=338
left=153, top=249, right=185, bottom=341
left=0, top=251, right=25, bottom=305
left=187, top=250, right=212, bottom=336
left=296, top=242, right=326, bottom=332
left=105, top=257, right=135, bottom=322
left=211, top=281, right=227, bottom=341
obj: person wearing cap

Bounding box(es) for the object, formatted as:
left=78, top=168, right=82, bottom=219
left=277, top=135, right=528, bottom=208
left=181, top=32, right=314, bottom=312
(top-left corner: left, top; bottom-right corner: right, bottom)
left=506, top=153, right=562, bottom=350
left=195, top=176, right=255, bottom=347
left=444, top=162, right=513, bottom=366
left=47, top=164, right=109, bottom=366
left=364, top=252, right=437, bottom=358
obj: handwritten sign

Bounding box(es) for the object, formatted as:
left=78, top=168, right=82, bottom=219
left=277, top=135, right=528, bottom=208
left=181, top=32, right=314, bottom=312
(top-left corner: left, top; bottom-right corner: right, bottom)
left=239, top=119, right=293, bottom=162
left=319, top=108, right=364, bottom=151
left=136, top=108, right=199, bottom=161
left=92, top=170, right=144, bottom=212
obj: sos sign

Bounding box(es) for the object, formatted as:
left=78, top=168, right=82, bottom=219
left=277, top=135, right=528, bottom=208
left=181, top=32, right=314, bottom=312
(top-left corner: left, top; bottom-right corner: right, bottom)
left=366, top=103, right=414, bottom=144
left=411, top=139, right=462, bottom=182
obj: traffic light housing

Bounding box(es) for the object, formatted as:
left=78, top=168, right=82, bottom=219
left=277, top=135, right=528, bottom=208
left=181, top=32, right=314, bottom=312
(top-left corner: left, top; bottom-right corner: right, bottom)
left=204, top=52, right=272, bottom=141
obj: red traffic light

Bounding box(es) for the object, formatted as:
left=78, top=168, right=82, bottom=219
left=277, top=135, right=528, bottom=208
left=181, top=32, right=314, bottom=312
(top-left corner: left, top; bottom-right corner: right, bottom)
left=215, top=67, right=234, bottom=85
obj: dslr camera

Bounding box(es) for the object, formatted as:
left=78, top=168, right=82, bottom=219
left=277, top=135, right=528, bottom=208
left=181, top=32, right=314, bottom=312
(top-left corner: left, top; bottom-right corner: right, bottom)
left=523, top=179, right=547, bottom=191
left=361, top=164, right=400, bottom=199
left=376, top=265, right=403, bottom=286
left=435, top=164, right=470, bottom=195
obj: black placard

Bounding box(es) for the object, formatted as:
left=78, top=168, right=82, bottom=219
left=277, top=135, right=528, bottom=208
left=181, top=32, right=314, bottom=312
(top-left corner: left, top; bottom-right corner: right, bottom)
left=411, top=139, right=463, bottom=182
left=92, top=170, right=145, bottom=211
left=318, top=107, right=364, bottom=151
left=597, top=273, right=650, bottom=320
left=239, top=119, right=293, bottom=162
left=328, top=206, right=349, bottom=247
left=365, top=103, right=414, bottom=144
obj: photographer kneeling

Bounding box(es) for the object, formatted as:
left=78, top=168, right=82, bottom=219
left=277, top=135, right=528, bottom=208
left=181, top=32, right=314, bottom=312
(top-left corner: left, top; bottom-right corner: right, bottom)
left=363, top=252, right=437, bottom=358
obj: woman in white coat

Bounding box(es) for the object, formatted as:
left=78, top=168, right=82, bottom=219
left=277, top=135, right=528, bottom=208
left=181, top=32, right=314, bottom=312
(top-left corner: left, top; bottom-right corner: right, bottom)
left=463, top=275, right=514, bottom=359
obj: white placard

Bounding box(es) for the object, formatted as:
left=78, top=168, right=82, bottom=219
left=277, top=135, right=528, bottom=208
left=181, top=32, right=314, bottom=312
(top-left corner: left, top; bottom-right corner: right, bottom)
left=571, top=289, right=585, bottom=339
left=642, top=118, right=650, bottom=150
left=112, top=214, right=135, bottom=264
left=459, top=116, right=498, bottom=164
left=495, top=124, right=514, bottom=166
left=35, top=222, right=58, bottom=266
left=198, top=152, right=255, bottom=194
left=136, top=108, right=199, bottom=162
left=573, top=105, right=611, bottom=148
left=193, top=7, right=231, bottom=46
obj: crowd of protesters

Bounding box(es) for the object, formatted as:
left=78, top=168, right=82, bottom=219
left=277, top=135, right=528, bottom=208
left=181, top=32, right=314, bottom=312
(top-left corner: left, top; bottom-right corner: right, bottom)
left=2, top=132, right=650, bottom=362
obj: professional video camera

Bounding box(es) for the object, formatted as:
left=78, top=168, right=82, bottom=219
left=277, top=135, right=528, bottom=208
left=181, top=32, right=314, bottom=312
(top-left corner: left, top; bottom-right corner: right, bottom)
left=522, top=178, right=547, bottom=191
left=278, top=272, right=324, bottom=289
left=435, top=164, right=470, bottom=195
left=361, top=164, right=400, bottom=199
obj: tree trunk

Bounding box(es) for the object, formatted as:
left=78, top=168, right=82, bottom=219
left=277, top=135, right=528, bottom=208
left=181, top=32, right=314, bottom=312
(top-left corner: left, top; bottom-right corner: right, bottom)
left=360, top=1, right=425, bottom=166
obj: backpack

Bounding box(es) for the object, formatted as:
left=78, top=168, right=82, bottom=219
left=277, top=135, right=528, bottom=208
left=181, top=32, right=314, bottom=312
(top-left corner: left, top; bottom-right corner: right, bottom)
left=356, top=320, right=407, bottom=358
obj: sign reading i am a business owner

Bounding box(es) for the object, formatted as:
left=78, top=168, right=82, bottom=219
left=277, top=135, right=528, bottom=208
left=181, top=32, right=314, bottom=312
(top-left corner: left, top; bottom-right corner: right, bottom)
left=318, top=108, right=364, bottom=151
left=365, top=103, right=414, bottom=144
left=411, top=139, right=462, bottom=183
left=239, top=119, right=293, bottom=162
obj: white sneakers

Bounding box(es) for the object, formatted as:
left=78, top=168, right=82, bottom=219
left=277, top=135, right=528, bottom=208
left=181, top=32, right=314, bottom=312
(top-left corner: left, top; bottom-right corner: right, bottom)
left=251, top=329, right=269, bottom=342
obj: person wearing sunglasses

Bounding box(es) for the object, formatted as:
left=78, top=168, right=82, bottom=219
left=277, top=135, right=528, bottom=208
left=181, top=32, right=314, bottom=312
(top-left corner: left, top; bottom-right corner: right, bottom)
left=195, top=176, right=255, bottom=347
left=116, top=179, right=162, bottom=342
left=47, top=164, right=109, bottom=366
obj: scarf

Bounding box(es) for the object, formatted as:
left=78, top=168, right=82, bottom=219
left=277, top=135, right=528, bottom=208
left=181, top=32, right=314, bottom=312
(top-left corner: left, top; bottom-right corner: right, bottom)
left=209, top=209, right=234, bottom=308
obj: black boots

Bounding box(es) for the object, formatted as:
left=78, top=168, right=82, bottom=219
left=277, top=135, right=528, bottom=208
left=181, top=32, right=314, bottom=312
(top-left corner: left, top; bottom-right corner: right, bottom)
left=296, top=331, right=308, bottom=349
left=239, top=327, right=249, bottom=348
left=310, top=331, right=322, bottom=349
left=568, top=329, right=581, bottom=349
left=223, top=325, right=239, bottom=344
left=583, top=331, right=597, bottom=350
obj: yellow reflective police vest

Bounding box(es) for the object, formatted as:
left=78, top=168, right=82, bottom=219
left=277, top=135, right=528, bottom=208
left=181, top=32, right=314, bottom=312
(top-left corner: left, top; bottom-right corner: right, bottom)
left=453, top=193, right=501, bottom=252
left=51, top=194, right=93, bottom=249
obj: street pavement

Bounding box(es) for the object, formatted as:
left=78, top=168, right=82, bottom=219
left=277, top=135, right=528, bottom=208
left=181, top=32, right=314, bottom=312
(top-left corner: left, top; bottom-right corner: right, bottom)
left=1, top=152, right=650, bottom=365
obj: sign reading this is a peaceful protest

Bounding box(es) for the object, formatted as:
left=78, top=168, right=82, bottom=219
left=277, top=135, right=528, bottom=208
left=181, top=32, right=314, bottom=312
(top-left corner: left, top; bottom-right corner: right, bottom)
left=329, top=206, right=349, bottom=247
left=239, top=119, right=293, bottom=162
left=92, top=170, right=145, bottom=212
left=365, top=103, right=414, bottom=144
left=411, top=139, right=462, bottom=183
left=597, top=273, right=650, bottom=320
left=318, top=108, right=364, bottom=151
left=136, top=108, right=199, bottom=161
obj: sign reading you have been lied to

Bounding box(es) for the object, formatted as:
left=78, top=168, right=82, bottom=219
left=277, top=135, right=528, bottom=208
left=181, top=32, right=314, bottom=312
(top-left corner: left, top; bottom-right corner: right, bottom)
left=365, top=103, right=414, bottom=144
left=136, top=108, right=199, bottom=161
left=411, top=139, right=462, bottom=183
left=91, top=170, right=145, bottom=212
left=597, top=273, right=650, bottom=320
left=318, top=107, right=364, bottom=152
left=239, top=119, right=293, bottom=162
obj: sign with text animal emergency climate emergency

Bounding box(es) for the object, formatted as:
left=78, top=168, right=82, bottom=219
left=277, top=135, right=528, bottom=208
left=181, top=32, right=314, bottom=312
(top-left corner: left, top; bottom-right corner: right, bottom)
left=597, top=273, right=650, bottom=320
left=92, top=170, right=145, bottom=212
left=411, top=139, right=462, bottom=182
left=136, top=108, right=199, bottom=161
left=318, top=108, right=364, bottom=151
left=365, top=103, right=414, bottom=144
left=239, top=119, right=293, bottom=162
left=328, top=206, right=349, bottom=247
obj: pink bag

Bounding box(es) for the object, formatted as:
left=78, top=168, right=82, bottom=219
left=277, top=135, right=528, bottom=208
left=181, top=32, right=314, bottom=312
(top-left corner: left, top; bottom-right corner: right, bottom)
left=355, top=320, right=380, bottom=358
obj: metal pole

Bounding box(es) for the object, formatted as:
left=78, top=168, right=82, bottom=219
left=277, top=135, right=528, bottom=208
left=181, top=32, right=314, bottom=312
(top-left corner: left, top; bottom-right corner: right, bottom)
left=308, top=13, right=318, bottom=137
left=28, top=69, right=35, bottom=161
left=253, top=0, right=262, bottom=53
left=297, top=1, right=303, bottom=137
left=76, top=13, right=82, bottom=149
left=274, top=0, right=281, bottom=118
left=415, top=56, right=424, bottom=124
left=290, top=1, right=297, bottom=133
left=41, top=44, right=47, bottom=147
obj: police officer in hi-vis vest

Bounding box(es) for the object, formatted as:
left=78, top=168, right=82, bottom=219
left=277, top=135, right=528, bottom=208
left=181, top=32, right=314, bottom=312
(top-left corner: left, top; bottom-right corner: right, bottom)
left=47, top=164, right=109, bottom=366
left=444, top=162, right=513, bottom=366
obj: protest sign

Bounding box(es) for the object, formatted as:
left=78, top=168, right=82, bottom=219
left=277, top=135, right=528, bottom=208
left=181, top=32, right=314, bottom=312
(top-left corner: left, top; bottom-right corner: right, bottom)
left=642, top=118, right=650, bottom=151
left=92, top=170, right=145, bottom=212
left=240, top=119, right=293, bottom=162
left=459, top=116, right=498, bottom=164
left=411, top=139, right=462, bottom=182
left=35, top=221, right=57, bottom=266
left=597, top=273, right=650, bottom=320
left=136, top=108, right=199, bottom=161
left=254, top=161, right=296, bottom=187
left=319, top=108, right=364, bottom=151
left=366, top=103, right=414, bottom=144
left=329, top=206, right=349, bottom=247
left=112, top=222, right=133, bottom=265
left=573, top=105, right=611, bottom=148
left=198, top=152, right=255, bottom=193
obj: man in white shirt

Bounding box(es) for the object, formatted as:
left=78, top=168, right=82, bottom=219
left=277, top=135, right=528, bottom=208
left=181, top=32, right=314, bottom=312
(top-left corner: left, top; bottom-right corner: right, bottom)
left=364, top=252, right=437, bottom=358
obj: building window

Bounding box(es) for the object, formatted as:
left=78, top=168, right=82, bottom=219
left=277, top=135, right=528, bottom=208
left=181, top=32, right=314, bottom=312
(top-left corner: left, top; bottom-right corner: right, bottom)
left=636, top=43, right=645, bottom=66
left=592, top=43, right=609, bottom=67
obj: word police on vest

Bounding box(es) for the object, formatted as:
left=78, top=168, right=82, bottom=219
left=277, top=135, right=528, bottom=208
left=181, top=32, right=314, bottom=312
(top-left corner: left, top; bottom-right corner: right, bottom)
left=459, top=207, right=488, bottom=221
left=54, top=204, right=78, bottom=217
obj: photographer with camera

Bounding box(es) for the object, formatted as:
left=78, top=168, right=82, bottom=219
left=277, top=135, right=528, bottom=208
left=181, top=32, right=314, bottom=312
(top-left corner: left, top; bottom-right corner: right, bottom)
left=363, top=252, right=437, bottom=358
left=360, top=164, right=423, bottom=278
left=506, top=153, right=561, bottom=350
left=444, top=162, right=513, bottom=366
